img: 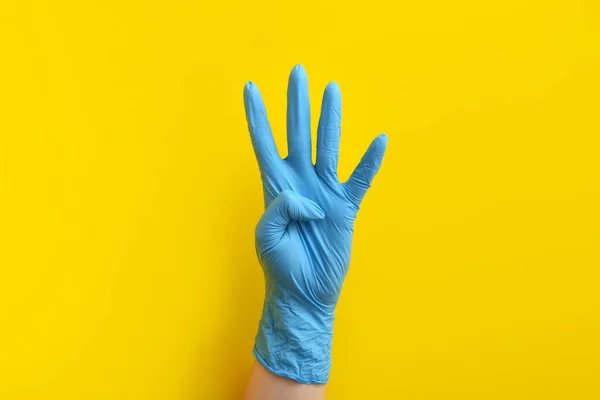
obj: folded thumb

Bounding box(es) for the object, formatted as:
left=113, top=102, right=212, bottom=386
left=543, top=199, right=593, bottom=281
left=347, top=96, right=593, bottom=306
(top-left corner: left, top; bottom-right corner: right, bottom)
left=256, top=190, right=325, bottom=251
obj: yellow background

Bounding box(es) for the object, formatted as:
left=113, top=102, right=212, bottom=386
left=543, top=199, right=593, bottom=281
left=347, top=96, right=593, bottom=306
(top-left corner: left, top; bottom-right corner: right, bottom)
left=1, top=0, right=599, bottom=399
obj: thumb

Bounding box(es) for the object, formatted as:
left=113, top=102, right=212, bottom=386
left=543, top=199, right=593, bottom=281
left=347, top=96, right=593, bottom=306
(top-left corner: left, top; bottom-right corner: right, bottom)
left=255, top=189, right=325, bottom=251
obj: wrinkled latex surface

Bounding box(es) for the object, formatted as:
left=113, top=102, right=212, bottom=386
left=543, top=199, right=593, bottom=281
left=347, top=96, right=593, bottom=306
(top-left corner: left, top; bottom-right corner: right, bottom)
left=243, top=65, right=387, bottom=384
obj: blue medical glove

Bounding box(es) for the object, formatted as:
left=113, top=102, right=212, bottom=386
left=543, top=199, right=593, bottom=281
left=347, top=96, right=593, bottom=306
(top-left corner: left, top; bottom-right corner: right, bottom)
left=243, top=64, right=388, bottom=384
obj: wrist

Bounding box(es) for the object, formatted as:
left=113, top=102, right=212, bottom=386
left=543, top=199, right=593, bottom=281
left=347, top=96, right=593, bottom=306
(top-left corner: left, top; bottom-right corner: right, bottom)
left=253, top=281, right=335, bottom=384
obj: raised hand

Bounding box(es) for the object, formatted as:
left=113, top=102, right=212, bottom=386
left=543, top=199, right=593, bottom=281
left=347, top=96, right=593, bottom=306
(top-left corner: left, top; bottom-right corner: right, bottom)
left=243, top=64, right=387, bottom=384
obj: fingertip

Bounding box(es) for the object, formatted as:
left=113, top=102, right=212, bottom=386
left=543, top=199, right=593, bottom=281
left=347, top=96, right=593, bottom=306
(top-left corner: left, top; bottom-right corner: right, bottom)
left=297, top=193, right=325, bottom=219
left=377, top=133, right=388, bottom=146
left=362, top=133, right=388, bottom=170
left=244, top=82, right=267, bottom=115
left=243, top=81, right=254, bottom=106
left=244, top=81, right=253, bottom=95
left=373, top=134, right=388, bottom=169
left=306, top=203, right=326, bottom=220
left=323, top=81, right=342, bottom=110
left=290, top=64, right=308, bottom=82
left=292, top=63, right=306, bottom=72
left=370, top=134, right=388, bottom=153
left=325, top=81, right=341, bottom=95
left=313, top=204, right=326, bottom=219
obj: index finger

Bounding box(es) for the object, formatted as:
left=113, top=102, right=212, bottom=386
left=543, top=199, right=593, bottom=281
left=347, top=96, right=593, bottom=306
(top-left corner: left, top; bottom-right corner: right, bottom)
left=243, top=81, right=281, bottom=171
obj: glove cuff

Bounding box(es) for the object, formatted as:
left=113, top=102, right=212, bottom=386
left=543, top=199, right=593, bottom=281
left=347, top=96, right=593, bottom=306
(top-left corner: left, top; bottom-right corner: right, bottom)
left=253, top=282, right=334, bottom=384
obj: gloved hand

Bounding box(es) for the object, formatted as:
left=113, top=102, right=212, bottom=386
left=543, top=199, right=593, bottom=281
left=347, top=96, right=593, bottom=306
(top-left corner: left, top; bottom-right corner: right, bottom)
left=243, top=65, right=388, bottom=384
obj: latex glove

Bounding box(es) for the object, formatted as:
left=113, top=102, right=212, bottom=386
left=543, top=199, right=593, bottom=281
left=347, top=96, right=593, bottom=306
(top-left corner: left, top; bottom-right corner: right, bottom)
left=243, top=65, right=387, bottom=384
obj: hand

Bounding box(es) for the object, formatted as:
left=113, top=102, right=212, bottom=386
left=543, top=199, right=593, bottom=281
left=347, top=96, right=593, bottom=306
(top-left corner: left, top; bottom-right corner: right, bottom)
left=243, top=65, right=387, bottom=384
